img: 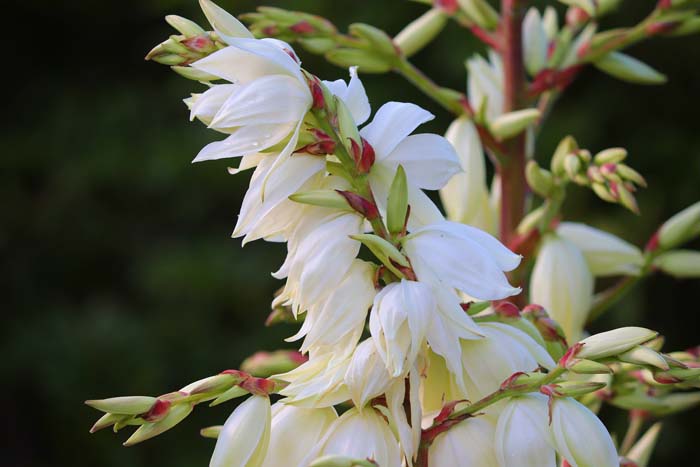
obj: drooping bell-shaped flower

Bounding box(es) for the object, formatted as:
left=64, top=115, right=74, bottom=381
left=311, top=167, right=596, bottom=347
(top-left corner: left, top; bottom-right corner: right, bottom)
left=360, top=102, right=462, bottom=228
left=439, top=117, right=496, bottom=234
left=304, top=407, right=403, bottom=467
left=402, top=220, right=521, bottom=300
left=530, top=234, right=593, bottom=343
left=495, top=394, right=556, bottom=467
left=209, top=395, right=271, bottom=467
left=344, top=338, right=393, bottom=408
left=459, top=322, right=555, bottom=400
left=276, top=351, right=351, bottom=408
left=522, top=7, right=549, bottom=76
left=467, top=51, right=504, bottom=123
left=557, top=222, right=644, bottom=277
left=429, top=417, right=499, bottom=467
left=550, top=398, right=619, bottom=467
left=261, top=403, right=336, bottom=467
left=369, top=280, right=433, bottom=377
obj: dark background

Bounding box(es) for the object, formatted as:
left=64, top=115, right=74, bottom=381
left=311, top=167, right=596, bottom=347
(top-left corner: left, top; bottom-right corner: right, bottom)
left=3, top=0, right=699, bottom=465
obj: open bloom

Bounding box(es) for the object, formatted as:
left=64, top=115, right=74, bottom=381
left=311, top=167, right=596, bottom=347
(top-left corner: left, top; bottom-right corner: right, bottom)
left=439, top=117, right=496, bottom=234
left=429, top=417, right=499, bottom=467
left=261, top=403, right=336, bottom=467
left=557, top=222, right=644, bottom=276
left=344, top=338, right=393, bottom=408
left=369, top=280, right=433, bottom=377
left=209, top=395, right=271, bottom=467
left=303, top=407, right=402, bottom=467
left=360, top=102, right=462, bottom=228
left=495, top=394, right=556, bottom=467
left=530, top=234, right=593, bottom=343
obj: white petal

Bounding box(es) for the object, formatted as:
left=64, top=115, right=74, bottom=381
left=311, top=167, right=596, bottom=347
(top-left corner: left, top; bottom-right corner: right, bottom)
left=495, top=395, right=555, bottom=467
left=199, top=0, right=254, bottom=40
left=192, top=123, right=295, bottom=162
left=381, top=134, right=462, bottom=190
left=360, top=102, right=434, bottom=158
left=209, top=75, right=310, bottom=128
left=324, top=66, right=371, bottom=125
left=209, top=395, right=271, bottom=467
left=192, top=41, right=295, bottom=84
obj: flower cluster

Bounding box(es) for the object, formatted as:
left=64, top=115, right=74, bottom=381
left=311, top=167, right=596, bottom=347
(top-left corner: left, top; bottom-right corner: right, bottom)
left=87, top=1, right=700, bottom=466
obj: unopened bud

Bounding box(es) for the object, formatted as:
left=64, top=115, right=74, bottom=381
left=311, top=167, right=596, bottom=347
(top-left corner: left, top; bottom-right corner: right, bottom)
left=89, top=413, right=130, bottom=433
left=490, top=109, right=541, bottom=140
left=123, top=403, right=193, bottom=446
left=594, top=147, right=627, bottom=165
left=289, top=190, right=352, bottom=211
left=615, top=183, right=640, bottom=214
left=353, top=233, right=411, bottom=269
left=325, top=48, right=393, bottom=73
left=394, top=8, right=448, bottom=58
left=550, top=136, right=578, bottom=176
left=386, top=165, right=409, bottom=234
left=457, top=0, right=500, bottom=30
left=626, top=422, right=662, bottom=467
left=658, top=201, right=700, bottom=249
left=526, top=160, right=554, bottom=197
left=567, top=359, right=613, bottom=374
left=654, top=250, right=700, bottom=278
left=171, top=65, right=219, bottom=81
left=241, top=350, right=307, bottom=377
left=577, top=327, right=658, bottom=360
left=335, top=96, right=362, bottom=154
left=200, top=425, right=223, bottom=439
left=654, top=367, right=700, bottom=384
left=186, top=374, right=238, bottom=395
left=338, top=191, right=379, bottom=219
left=592, top=182, right=616, bottom=202
left=209, top=385, right=249, bottom=407
left=85, top=396, right=158, bottom=415
left=563, top=153, right=582, bottom=179
left=349, top=23, right=397, bottom=58
left=594, top=51, right=667, bottom=85
left=544, top=381, right=607, bottom=397
left=618, top=346, right=670, bottom=370
left=616, top=164, right=647, bottom=187
left=165, top=15, right=206, bottom=37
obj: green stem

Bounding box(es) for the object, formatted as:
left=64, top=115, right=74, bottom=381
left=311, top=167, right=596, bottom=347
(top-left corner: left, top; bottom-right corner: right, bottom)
left=394, top=59, right=465, bottom=115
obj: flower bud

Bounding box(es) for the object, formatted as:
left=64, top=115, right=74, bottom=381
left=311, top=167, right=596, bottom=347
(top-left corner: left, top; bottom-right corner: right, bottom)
left=241, top=350, right=307, bottom=377
left=551, top=398, right=618, bottom=467
left=457, top=0, right=500, bottom=29
left=658, top=201, right=700, bottom=249
left=85, top=396, right=157, bottom=415
left=567, top=359, right=613, bottom=374
left=394, top=8, right=448, bottom=58
left=594, top=51, right=667, bottom=85
left=490, top=109, right=541, bottom=140
left=655, top=250, right=700, bottom=278
left=165, top=15, right=206, bottom=37
left=526, top=160, right=554, bottom=197
left=592, top=181, right=617, bottom=202
left=387, top=165, right=409, bottom=234
left=551, top=136, right=578, bottom=176
left=577, top=327, right=658, bottom=360
left=627, top=422, right=662, bottom=467
left=335, top=96, right=362, bottom=155
left=199, top=0, right=253, bottom=39
left=349, top=23, right=397, bottom=58
left=618, top=346, right=670, bottom=370
left=594, top=147, right=627, bottom=165
left=289, top=190, right=353, bottom=211
left=209, top=395, right=271, bottom=467
left=171, top=65, right=220, bottom=81
left=200, top=425, right=222, bottom=439
left=350, top=233, right=410, bottom=271
left=124, top=402, right=193, bottom=446
left=557, top=222, right=644, bottom=277
left=89, top=413, right=130, bottom=433
left=325, top=49, right=393, bottom=73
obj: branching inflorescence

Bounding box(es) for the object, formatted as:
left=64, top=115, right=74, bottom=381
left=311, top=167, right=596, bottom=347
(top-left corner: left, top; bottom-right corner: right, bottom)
left=87, top=1, right=700, bottom=466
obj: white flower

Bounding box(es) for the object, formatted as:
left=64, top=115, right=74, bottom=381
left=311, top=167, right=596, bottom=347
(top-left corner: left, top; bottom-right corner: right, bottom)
left=261, top=403, right=336, bottom=467
left=344, top=339, right=393, bottom=408
left=209, top=395, right=271, bottom=467
left=385, top=368, right=422, bottom=465
left=429, top=417, right=499, bottom=467
left=369, top=280, right=433, bottom=377
left=273, top=210, right=363, bottom=314
left=360, top=102, right=462, bottom=228
left=551, top=398, right=618, bottom=467
left=439, top=117, right=496, bottom=234
left=557, top=222, right=644, bottom=277
left=402, top=220, right=521, bottom=300
left=304, top=407, right=402, bottom=467
left=495, top=394, right=556, bottom=467
left=459, top=322, right=555, bottom=400
left=530, top=234, right=593, bottom=343
left=467, top=51, right=504, bottom=122
left=276, top=351, right=351, bottom=408
left=288, top=260, right=376, bottom=357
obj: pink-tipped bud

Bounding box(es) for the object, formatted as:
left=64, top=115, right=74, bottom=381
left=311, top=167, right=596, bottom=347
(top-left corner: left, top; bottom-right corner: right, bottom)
left=500, top=371, right=528, bottom=391
left=297, top=140, right=336, bottom=156
left=143, top=399, right=172, bottom=422
left=566, top=7, right=590, bottom=27
left=435, top=0, right=458, bottom=14
left=337, top=190, right=380, bottom=219
left=657, top=0, right=672, bottom=9
left=290, top=21, right=315, bottom=34
left=181, top=35, right=216, bottom=53
left=600, top=163, right=617, bottom=175
left=646, top=21, right=680, bottom=36
left=239, top=376, right=277, bottom=396
left=309, top=78, right=325, bottom=109
left=494, top=301, right=521, bottom=318
left=358, top=138, right=376, bottom=174
left=645, top=230, right=660, bottom=252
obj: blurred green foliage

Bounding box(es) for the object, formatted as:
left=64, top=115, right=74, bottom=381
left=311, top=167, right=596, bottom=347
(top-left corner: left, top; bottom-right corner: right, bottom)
left=3, top=0, right=699, bottom=465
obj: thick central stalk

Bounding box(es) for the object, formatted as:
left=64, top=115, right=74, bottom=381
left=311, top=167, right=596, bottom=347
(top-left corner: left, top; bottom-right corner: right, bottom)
left=498, top=0, right=528, bottom=249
